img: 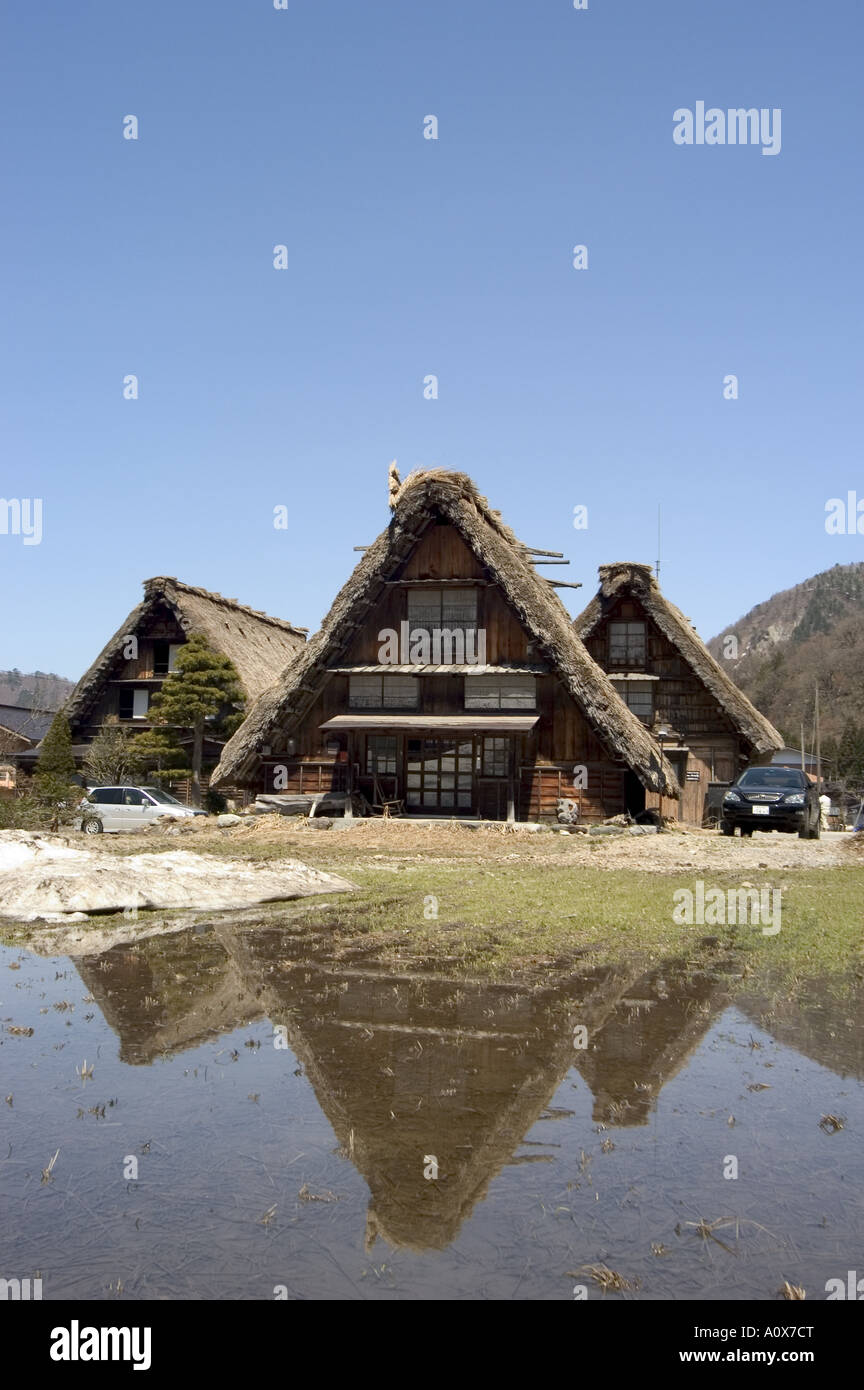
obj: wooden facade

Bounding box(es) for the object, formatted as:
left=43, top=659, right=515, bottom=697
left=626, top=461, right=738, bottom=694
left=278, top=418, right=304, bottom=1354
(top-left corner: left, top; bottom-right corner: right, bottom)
left=582, top=590, right=753, bottom=825
left=60, top=577, right=307, bottom=800
left=253, top=525, right=645, bottom=823
left=71, top=604, right=188, bottom=741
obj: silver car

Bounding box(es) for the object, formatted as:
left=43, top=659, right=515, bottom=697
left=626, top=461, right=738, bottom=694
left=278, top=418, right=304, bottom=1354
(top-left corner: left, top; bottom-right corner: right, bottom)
left=78, top=785, right=208, bottom=834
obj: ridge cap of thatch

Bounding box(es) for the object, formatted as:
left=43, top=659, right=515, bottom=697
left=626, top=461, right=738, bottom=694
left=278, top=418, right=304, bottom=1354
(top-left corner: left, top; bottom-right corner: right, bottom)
left=213, top=472, right=679, bottom=796
left=143, top=577, right=308, bottom=637
left=575, top=564, right=784, bottom=754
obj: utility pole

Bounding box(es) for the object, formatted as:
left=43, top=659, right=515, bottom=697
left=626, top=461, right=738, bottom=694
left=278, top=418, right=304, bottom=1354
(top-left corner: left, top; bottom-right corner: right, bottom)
left=815, top=681, right=821, bottom=796
left=800, top=723, right=806, bottom=777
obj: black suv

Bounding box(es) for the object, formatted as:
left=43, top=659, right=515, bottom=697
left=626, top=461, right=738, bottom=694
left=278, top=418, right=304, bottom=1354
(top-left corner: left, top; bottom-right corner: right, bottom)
left=720, top=766, right=821, bottom=839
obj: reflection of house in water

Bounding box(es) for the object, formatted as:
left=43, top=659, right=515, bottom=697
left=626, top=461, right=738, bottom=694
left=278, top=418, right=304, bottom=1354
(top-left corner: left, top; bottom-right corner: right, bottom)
left=576, top=960, right=737, bottom=1126
left=75, top=927, right=265, bottom=1065
left=73, top=924, right=858, bottom=1252
left=738, top=977, right=864, bottom=1083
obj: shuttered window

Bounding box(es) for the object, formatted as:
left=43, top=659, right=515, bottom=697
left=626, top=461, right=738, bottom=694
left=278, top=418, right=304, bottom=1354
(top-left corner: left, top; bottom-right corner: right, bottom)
left=464, top=675, right=536, bottom=710
left=608, top=622, right=646, bottom=666
left=366, top=736, right=397, bottom=775
left=349, top=675, right=419, bottom=708
left=612, top=679, right=653, bottom=724
left=407, top=588, right=477, bottom=631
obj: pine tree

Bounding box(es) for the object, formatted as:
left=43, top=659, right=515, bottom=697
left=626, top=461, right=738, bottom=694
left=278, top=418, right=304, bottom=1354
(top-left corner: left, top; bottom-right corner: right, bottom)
left=33, top=712, right=79, bottom=829
left=127, top=728, right=191, bottom=787
left=146, top=634, right=244, bottom=805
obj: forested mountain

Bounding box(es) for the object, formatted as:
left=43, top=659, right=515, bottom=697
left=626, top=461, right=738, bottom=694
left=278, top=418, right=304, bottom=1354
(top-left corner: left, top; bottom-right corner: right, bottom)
left=0, top=669, right=75, bottom=711
left=708, top=563, right=864, bottom=787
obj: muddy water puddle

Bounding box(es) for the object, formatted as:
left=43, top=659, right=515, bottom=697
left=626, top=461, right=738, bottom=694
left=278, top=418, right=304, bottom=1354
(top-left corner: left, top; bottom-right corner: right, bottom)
left=1, top=922, right=862, bottom=1300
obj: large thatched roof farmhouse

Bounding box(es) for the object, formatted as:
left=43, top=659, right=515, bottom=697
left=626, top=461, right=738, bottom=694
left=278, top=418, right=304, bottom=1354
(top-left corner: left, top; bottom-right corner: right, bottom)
left=576, top=562, right=783, bottom=824
left=213, top=470, right=679, bottom=822
left=57, top=577, right=307, bottom=786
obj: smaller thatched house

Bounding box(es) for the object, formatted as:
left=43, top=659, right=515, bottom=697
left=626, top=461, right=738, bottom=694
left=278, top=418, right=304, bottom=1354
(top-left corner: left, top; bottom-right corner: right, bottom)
left=59, top=578, right=307, bottom=792
left=213, top=470, right=678, bottom=821
left=576, top=563, right=783, bottom=824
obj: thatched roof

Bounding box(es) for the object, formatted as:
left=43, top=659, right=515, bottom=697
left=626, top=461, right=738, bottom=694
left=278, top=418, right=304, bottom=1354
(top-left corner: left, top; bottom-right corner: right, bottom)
left=213, top=471, right=678, bottom=794
left=64, top=577, right=307, bottom=728
left=575, top=563, right=783, bottom=755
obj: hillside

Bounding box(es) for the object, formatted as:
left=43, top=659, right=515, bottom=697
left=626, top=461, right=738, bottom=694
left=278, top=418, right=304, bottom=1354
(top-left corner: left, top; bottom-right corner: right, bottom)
left=0, top=669, right=75, bottom=711
left=708, top=563, right=864, bottom=783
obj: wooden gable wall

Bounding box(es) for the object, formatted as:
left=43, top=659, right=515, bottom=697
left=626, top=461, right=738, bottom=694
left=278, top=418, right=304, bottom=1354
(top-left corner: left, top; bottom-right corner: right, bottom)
left=583, top=594, right=739, bottom=744
left=256, top=523, right=636, bottom=821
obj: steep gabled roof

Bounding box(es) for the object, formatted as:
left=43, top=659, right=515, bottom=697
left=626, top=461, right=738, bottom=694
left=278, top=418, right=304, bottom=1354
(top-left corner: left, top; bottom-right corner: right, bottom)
left=575, top=562, right=783, bottom=755
left=64, top=578, right=307, bottom=728
left=213, top=471, right=678, bottom=794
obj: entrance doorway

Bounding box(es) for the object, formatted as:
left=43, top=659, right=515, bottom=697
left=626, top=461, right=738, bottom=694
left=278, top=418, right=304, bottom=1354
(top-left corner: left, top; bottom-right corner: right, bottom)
left=624, top=770, right=646, bottom=818
left=405, top=738, right=474, bottom=812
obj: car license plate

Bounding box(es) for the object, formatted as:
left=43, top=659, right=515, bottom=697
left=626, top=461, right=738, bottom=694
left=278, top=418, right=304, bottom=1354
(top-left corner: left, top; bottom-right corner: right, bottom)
left=752, top=805, right=770, bottom=815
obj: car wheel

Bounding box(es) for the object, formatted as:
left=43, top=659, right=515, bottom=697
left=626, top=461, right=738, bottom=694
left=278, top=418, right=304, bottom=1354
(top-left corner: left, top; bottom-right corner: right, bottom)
left=82, top=817, right=103, bottom=835
left=720, top=821, right=734, bottom=836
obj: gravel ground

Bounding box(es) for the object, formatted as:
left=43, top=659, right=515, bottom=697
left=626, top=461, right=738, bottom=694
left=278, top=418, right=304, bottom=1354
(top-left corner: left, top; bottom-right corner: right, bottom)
left=85, top=814, right=858, bottom=875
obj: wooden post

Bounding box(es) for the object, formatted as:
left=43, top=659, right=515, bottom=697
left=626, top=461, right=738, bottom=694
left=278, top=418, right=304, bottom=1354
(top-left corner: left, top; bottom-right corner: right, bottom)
left=507, top=737, right=516, bottom=823
left=815, top=681, right=821, bottom=796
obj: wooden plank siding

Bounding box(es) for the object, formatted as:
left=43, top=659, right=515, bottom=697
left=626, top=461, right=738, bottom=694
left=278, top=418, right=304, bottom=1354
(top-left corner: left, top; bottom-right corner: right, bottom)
left=262, top=524, right=647, bottom=822
left=585, top=593, right=748, bottom=824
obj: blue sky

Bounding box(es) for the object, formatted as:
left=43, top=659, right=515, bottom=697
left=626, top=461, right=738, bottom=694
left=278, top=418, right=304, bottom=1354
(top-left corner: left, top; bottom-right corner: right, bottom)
left=1, top=1, right=861, bottom=680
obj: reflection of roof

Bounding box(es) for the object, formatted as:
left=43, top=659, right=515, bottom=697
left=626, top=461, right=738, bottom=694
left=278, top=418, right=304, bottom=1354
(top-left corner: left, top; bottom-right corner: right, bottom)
left=71, top=921, right=863, bottom=1256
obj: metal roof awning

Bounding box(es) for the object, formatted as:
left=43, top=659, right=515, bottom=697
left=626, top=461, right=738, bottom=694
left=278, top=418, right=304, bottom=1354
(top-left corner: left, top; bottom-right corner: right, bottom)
left=319, top=714, right=540, bottom=734
left=608, top=672, right=661, bottom=681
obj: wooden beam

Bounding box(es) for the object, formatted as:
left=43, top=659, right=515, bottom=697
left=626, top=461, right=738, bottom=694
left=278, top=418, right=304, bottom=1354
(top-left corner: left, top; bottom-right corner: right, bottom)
left=529, top=558, right=570, bottom=565
left=544, top=579, right=583, bottom=589
left=383, top=578, right=493, bottom=586
left=519, top=547, right=564, bottom=558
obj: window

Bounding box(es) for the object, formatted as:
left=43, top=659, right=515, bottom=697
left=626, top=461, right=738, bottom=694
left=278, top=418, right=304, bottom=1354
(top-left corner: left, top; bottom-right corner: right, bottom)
left=118, top=689, right=149, bottom=720
left=153, top=642, right=182, bottom=676
left=349, top=675, right=419, bottom=708
left=366, top=736, right=397, bottom=776
left=608, top=621, right=646, bottom=667
left=613, top=679, right=653, bottom=724
left=122, top=789, right=146, bottom=806
left=481, top=738, right=509, bottom=777
left=89, top=788, right=123, bottom=805
left=406, top=738, right=473, bottom=808
left=141, top=786, right=183, bottom=805
left=464, top=675, right=535, bottom=710
left=407, top=587, right=477, bottom=633
left=406, top=588, right=482, bottom=661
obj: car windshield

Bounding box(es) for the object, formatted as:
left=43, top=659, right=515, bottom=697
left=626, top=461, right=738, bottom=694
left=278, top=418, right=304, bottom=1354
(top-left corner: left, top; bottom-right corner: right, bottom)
left=737, top=768, right=806, bottom=790
left=141, top=786, right=184, bottom=805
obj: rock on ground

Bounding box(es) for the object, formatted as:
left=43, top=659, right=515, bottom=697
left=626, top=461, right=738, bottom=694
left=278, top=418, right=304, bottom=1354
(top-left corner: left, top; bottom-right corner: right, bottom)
left=0, top=830, right=355, bottom=921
